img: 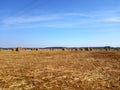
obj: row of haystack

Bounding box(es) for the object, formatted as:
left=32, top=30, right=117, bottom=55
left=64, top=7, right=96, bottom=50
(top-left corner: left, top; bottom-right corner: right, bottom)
left=6, top=47, right=94, bottom=52
left=1, top=47, right=119, bottom=52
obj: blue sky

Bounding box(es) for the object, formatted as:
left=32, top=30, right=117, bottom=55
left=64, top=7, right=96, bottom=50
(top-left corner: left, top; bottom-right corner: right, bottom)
left=0, top=0, right=120, bottom=47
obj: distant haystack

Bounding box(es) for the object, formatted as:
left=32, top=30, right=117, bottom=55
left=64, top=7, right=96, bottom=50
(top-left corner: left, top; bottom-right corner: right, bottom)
left=79, top=48, right=85, bottom=51
left=76, top=48, right=80, bottom=51
left=35, top=48, right=39, bottom=51
left=12, top=48, right=16, bottom=51
left=31, top=48, right=37, bottom=51
left=13, top=47, right=22, bottom=52
left=85, top=47, right=93, bottom=51
left=72, top=48, right=79, bottom=51
left=34, top=48, right=40, bottom=51
left=62, top=48, right=67, bottom=51
left=16, top=47, right=22, bottom=52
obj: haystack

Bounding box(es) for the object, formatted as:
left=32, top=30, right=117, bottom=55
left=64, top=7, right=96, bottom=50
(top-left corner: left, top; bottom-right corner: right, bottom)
left=85, top=47, right=93, bottom=51
left=62, top=48, right=67, bottom=51
left=15, top=47, right=22, bottom=52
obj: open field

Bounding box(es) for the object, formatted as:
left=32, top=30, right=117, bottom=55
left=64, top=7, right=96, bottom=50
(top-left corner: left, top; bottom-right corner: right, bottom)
left=0, top=50, right=120, bottom=90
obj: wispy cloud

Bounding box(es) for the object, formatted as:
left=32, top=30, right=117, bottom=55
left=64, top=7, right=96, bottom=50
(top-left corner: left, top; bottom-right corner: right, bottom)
left=2, top=15, right=59, bottom=25
left=103, top=17, right=120, bottom=22
left=2, top=12, right=91, bottom=25
left=1, top=9, right=120, bottom=29
left=56, top=13, right=91, bottom=17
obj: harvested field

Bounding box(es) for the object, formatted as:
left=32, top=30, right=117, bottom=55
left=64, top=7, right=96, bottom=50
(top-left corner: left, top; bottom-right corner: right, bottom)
left=0, top=50, right=120, bottom=90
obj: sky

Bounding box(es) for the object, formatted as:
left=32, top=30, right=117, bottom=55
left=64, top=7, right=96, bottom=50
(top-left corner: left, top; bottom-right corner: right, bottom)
left=0, top=0, right=120, bottom=48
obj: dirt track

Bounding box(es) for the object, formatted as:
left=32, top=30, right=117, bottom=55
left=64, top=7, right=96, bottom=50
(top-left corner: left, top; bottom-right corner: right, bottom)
left=0, top=51, right=120, bottom=90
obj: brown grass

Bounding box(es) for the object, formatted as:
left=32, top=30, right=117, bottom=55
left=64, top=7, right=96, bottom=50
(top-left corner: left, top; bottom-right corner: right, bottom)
left=0, top=50, right=120, bottom=90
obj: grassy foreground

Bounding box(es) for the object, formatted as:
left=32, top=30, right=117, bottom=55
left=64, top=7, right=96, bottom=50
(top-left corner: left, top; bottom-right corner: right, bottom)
left=0, top=50, right=120, bottom=90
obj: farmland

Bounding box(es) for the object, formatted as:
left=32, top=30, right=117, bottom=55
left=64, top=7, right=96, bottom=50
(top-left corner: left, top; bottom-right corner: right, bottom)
left=0, top=50, right=120, bottom=90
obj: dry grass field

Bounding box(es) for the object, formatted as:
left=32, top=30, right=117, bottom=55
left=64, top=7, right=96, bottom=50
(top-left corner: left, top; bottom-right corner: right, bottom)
left=0, top=50, right=120, bottom=90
